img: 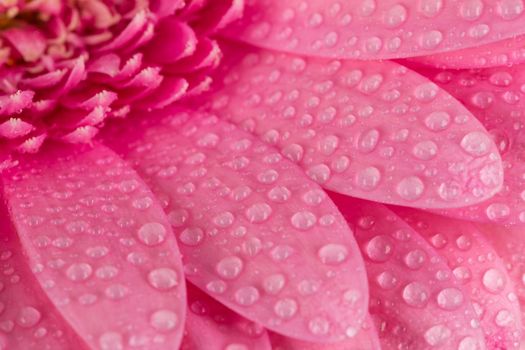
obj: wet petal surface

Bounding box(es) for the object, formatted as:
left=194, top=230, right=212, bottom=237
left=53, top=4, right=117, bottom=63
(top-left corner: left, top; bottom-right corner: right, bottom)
left=104, top=108, right=368, bottom=342
left=409, top=63, right=525, bottom=225
left=2, top=144, right=186, bottom=350
left=201, top=44, right=503, bottom=209
left=0, top=210, right=85, bottom=350
left=181, top=283, right=272, bottom=350
left=394, top=208, right=522, bottom=349
left=223, top=0, right=525, bottom=59
left=269, top=316, right=381, bottom=349
left=409, top=35, right=525, bottom=69
left=331, top=194, right=485, bottom=350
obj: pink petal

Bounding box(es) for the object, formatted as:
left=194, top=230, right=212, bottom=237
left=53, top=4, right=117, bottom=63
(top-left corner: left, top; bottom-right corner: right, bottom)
left=477, top=224, right=525, bottom=330
left=144, top=19, right=197, bottom=65
left=2, top=26, right=46, bottom=62
left=181, top=283, right=272, bottom=350
left=0, top=209, right=84, bottom=349
left=331, top=194, right=485, bottom=349
left=269, top=316, right=380, bottom=349
left=393, top=208, right=522, bottom=349
left=409, top=35, right=525, bottom=69
left=222, top=0, right=525, bottom=59
left=409, top=63, right=525, bottom=225
left=104, top=109, right=369, bottom=342
left=201, top=44, right=503, bottom=209
left=2, top=143, right=187, bottom=349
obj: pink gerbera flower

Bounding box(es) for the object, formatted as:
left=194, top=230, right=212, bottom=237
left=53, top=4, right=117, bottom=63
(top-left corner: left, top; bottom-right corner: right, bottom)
left=1, top=1, right=525, bottom=349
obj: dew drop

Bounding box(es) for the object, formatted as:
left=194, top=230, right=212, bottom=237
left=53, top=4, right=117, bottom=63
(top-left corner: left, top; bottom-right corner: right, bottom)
left=216, top=256, right=244, bottom=279
left=318, top=244, right=349, bottom=265
left=147, top=268, right=178, bottom=290
left=402, top=282, right=430, bottom=307
left=137, top=222, right=167, bottom=246
left=291, top=211, right=317, bottom=230
left=234, top=286, right=260, bottom=306
left=150, top=310, right=178, bottom=331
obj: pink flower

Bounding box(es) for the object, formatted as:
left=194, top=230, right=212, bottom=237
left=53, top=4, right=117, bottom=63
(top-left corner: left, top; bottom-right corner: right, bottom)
left=1, top=1, right=525, bottom=349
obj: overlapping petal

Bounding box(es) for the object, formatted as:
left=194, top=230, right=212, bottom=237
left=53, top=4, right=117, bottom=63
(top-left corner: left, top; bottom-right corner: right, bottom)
left=199, top=44, right=503, bottom=209
left=407, top=63, right=525, bottom=225
left=103, top=108, right=369, bottom=342
left=394, top=208, right=522, bottom=349
left=269, top=316, right=381, bottom=349
left=331, top=194, right=485, bottom=350
left=409, top=35, right=525, bottom=69
left=2, top=144, right=186, bottom=350
left=222, top=0, right=525, bottom=59
left=0, top=209, right=86, bottom=349
left=181, top=283, right=271, bottom=350
left=477, top=224, right=525, bottom=330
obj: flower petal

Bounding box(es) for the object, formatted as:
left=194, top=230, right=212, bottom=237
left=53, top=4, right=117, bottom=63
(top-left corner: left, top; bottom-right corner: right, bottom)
left=393, top=208, right=522, bottom=349
left=409, top=64, right=525, bottom=225
left=182, top=283, right=272, bottom=349
left=477, top=224, right=525, bottom=329
left=409, top=35, right=525, bottom=69
left=269, top=316, right=380, bottom=349
left=330, top=194, right=485, bottom=349
left=2, top=143, right=186, bottom=350
left=222, top=0, right=525, bottom=59
left=0, top=209, right=85, bottom=349
left=201, top=45, right=503, bottom=209
left=104, top=109, right=368, bottom=342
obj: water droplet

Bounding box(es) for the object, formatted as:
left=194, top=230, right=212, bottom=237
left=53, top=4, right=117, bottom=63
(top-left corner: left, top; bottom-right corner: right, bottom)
left=358, top=129, right=380, bottom=153
left=206, top=280, right=227, bottom=294
left=496, top=0, right=524, bottom=20
left=216, top=256, right=244, bottom=279
left=459, top=0, right=484, bottom=20
left=396, top=176, right=425, bottom=201
left=486, top=203, right=510, bottom=221
left=263, top=274, right=286, bottom=294
left=307, top=164, right=331, bottom=184
left=268, top=186, right=291, bottom=202
left=458, top=336, right=480, bottom=350
left=99, top=332, right=123, bottom=350
left=213, top=211, right=235, bottom=227
left=460, top=131, right=492, bottom=157
left=424, top=325, right=451, bottom=346
left=482, top=268, right=506, bottom=293
left=291, top=211, right=317, bottom=230
left=318, top=244, right=349, bottom=265
left=16, top=307, right=41, bottom=328
left=150, top=310, right=178, bottom=331
left=402, top=282, right=430, bottom=307
left=384, top=4, right=408, bottom=27
left=148, top=268, right=178, bottom=290
left=376, top=271, right=398, bottom=289
left=365, top=235, right=393, bottom=262
left=436, top=288, right=464, bottom=310
left=308, top=317, right=330, bottom=335
left=274, top=298, right=298, bottom=319
left=235, top=286, right=260, bottom=306
left=403, top=249, right=427, bottom=270
left=355, top=166, right=381, bottom=191
left=245, top=203, right=272, bottom=223
left=137, top=222, right=167, bottom=246
left=495, top=309, right=514, bottom=327
left=418, top=0, right=443, bottom=17
left=66, top=263, right=93, bottom=282
left=412, top=141, right=438, bottom=160
left=179, top=227, right=204, bottom=246
left=424, top=111, right=450, bottom=131
left=419, top=30, right=443, bottom=49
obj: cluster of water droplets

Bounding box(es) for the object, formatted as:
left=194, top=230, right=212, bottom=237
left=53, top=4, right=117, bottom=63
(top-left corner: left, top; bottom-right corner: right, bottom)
left=3, top=147, right=186, bottom=349
left=231, top=0, right=525, bottom=59
left=210, top=49, right=501, bottom=209
left=123, top=112, right=368, bottom=342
